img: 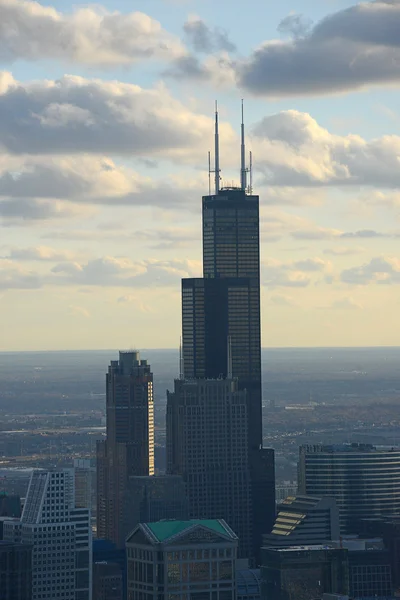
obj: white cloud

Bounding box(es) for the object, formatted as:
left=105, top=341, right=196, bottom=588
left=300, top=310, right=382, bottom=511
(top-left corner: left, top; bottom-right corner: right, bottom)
left=341, top=256, right=400, bottom=285
left=4, top=246, right=75, bottom=261
left=0, top=255, right=202, bottom=291
left=0, top=0, right=185, bottom=67
left=252, top=110, right=400, bottom=188
left=0, top=73, right=234, bottom=158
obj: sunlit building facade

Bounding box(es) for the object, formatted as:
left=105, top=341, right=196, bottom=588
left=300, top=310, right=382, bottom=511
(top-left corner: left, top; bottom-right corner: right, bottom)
left=97, top=351, right=154, bottom=547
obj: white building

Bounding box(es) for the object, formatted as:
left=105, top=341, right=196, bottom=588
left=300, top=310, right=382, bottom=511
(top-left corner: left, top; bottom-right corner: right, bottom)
left=4, top=469, right=92, bottom=600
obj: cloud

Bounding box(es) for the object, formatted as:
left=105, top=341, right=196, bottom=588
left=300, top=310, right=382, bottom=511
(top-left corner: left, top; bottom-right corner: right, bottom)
left=330, top=297, right=364, bottom=310
left=0, top=73, right=232, bottom=158
left=164, top=52, right=236, bottom=86
left=69, top=305, right=90, bottom=318
left=0, top=255, right=202, bottom=291
left=239, top=0, right=400, bottom=97
left=341, top=256, right=400, bottom=285
left=0, top=260, right=42, bottom=290
left=277, top=12, right=313, bottom=39
left=0, top=155, right=206, bottom=219
left=262, top=255, right=331, bottom=288
left=0, top=0, right=185, bottom=67
left=0, top=197, right=92, bottom=222
left=4, top=246, right=75, bottom=261
left=269, top=294, right=297, bottom=307
left=117, top=295, right=153, bottom=313
left=324, top=246, right=365, bottom=256
left=50, top=256, right=202, bottom=288
left=261, top=187, right=325, bottom=206
left=183, top=16, right=236, bottom=53
left=252, top=110, right=400, bottom=188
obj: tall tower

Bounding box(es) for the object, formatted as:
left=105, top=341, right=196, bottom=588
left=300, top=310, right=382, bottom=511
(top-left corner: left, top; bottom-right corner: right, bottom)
left=179, top=104, right=275, bottom=563
left=97, top=351, right=154, bottom=547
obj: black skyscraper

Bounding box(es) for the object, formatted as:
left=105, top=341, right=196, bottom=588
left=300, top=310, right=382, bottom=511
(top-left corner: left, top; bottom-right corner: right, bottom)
left=181, top=105, right=275, bottom=563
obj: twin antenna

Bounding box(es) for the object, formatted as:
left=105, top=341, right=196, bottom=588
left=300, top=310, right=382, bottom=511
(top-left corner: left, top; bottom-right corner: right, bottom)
left=208, top=100, right=253, bottom=196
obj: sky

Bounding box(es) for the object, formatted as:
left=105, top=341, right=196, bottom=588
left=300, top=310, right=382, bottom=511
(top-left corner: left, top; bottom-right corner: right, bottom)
left=1, top=0, right=400, bottom=351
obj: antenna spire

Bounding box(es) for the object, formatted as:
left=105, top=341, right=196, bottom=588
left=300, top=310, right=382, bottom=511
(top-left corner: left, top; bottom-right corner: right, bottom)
left=215, top=101, right=220, bottom=195
left=240, top=99, right=247, bottom=191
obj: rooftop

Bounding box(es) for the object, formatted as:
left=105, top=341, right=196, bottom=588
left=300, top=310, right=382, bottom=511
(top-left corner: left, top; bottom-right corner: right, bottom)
left=144, top=519, right=235, bottom=543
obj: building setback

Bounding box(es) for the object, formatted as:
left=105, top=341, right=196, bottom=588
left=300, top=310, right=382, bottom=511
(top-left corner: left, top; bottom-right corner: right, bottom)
left=97, top=351, right=154, bottom=547
left=263, top=495, right=340, bottom=548
left=126, top=519, right=238, bottom=600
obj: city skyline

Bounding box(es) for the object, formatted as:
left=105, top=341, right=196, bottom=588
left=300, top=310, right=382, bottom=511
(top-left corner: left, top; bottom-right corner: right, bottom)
left=2, top=0, right=400, bottom=351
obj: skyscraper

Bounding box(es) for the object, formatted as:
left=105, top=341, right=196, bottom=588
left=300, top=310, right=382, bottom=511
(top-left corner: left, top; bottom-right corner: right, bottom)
left=4, top=469, right=92, bottom=600
left=180, top=104, right=275, bottom=561
left=97, top=351, right=154, bottom=547
left=298, top=443, right=400, bottom=533
left=167, top=377, right=252, bottom=557
left=0, top=541, right=32, bottom=600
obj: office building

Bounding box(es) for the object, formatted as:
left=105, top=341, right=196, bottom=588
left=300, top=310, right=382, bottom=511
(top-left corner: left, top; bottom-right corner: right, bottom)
left=261, top=546, right=349, bottom=600
left=275, top=483, right=297, bottom=504
left=97, top=351, right=154, bottom=547
left=179, top=105, right=275, bottom=562
left=4, top=469, right=92, bottom=600
left=358, top=516, right=400, bottom=593
left=263, top=495, right=340, bottom=548
left=0, top=541, right=32, bottom=600
left=127, top=475, right=188, bottom=534
left=237, top=569, right=261, bottom=600
left=298, top=444, right=400, bottom=533
left=93, top=540, right=126, bottom=600
left=126, top=519, right=238, bottom=600
left=74, top=459, right=95, bottom=511
left=93, top=562, right=123, bottom=600
left=167, top=377, right=252, bottom=558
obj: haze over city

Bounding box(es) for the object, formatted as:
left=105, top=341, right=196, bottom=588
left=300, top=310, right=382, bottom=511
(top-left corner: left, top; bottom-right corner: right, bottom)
left=1, top=0, right=400, bottom=350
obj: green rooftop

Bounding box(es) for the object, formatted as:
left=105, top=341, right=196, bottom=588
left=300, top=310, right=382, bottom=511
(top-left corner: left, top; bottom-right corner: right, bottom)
left=145, top=519, right=229, bottom=542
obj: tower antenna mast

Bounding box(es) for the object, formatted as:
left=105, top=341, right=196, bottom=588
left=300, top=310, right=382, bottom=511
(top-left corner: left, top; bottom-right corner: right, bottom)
left=215, top=101, right=220, bottom=194
left=240, top=99, right=247, bottom=191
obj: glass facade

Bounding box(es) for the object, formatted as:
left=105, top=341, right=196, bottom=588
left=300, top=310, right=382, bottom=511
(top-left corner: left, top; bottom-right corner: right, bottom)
left=299, top=444, right=400, bottom=534
left=180, top=186, right=275, bottom=562
left=182, top=188, right=262, bottom=452
left=97, top=352, right=154, bottom=547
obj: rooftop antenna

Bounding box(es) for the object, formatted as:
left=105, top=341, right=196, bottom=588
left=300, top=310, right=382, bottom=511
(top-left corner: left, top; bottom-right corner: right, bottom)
left=208, top=151, right=211, bottom=196
left=215, top=101, right=220, bottom=195
left=240, top=99, right=247, bottom=191
left=227, top=335, right=233, bottom=379
left=249, top=150, right=253, bottom=194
